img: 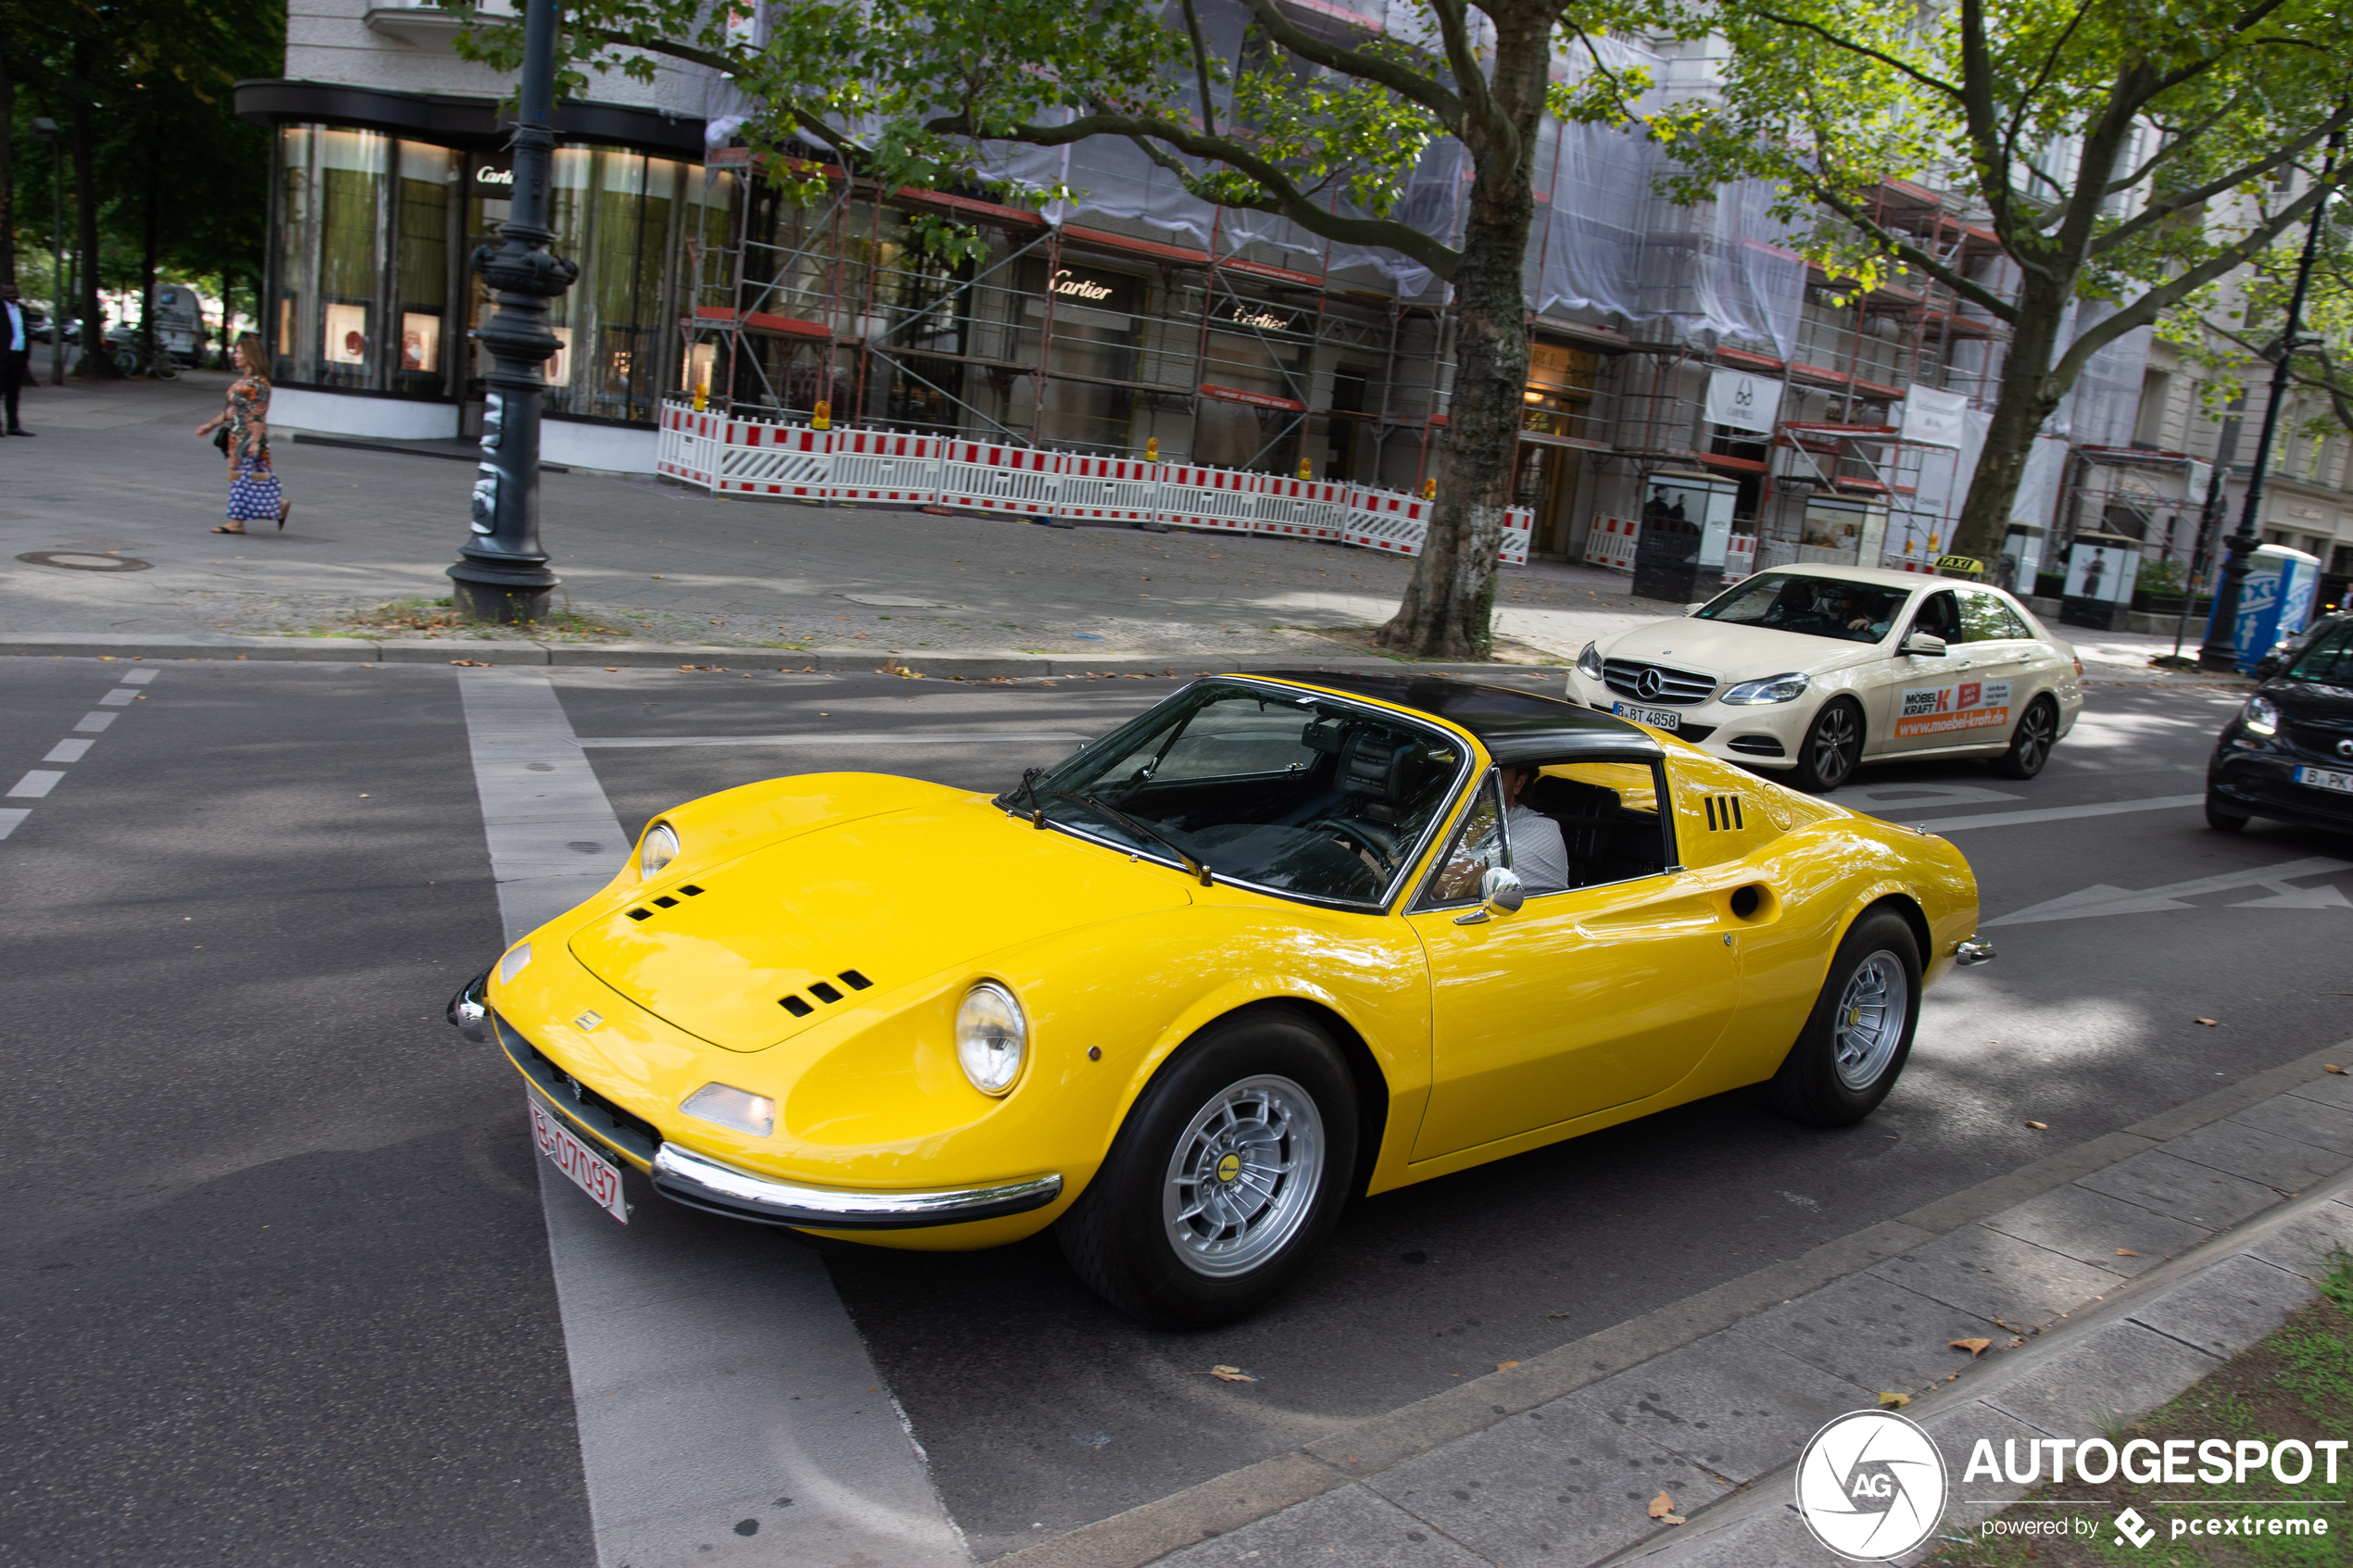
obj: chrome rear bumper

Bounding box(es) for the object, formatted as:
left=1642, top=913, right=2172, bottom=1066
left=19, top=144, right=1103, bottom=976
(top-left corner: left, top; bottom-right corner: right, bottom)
left=651, top=1143, right=1063, bottom=1231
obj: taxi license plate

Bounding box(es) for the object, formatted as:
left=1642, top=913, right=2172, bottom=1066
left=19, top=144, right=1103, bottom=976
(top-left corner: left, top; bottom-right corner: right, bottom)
left=1613, top=700, right=1680, bottom=731
left=528, top=1089, right=629, bottom=1223
left=2295, top=764, right=2353, bottom=796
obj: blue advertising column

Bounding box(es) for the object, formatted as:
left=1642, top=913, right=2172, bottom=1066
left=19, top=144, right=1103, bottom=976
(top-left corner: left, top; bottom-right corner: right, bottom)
left=2203, top=543, right=2321, bottom=673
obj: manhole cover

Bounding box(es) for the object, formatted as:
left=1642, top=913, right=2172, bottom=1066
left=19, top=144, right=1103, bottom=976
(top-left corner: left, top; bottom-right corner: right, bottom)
left=838, top=593, right=960, bottom=608
left=17, top=550, right=153, bottom=572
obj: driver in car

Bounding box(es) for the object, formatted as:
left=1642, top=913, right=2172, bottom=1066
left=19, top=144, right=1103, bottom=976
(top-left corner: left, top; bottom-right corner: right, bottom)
left=1503, top=766, right=1571, bottom=892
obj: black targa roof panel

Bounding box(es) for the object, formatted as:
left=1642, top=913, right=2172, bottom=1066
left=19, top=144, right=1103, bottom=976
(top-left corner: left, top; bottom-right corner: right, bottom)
left=1243, top=671, right=1665, bottom=766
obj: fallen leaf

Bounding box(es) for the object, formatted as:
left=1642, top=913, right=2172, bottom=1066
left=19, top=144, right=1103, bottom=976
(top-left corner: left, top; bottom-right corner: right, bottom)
left=1647, top=1492, right=1684, bottom=1524
left=2116, top=1248, right=2140, bottom=1257
left=1951, top=1337, right=1993, bottom=1359
left=1495, top=1361, right=1520, bottom=1372
left=1876, top=1391, right=1910, bottom=1409
left=2328, top=1065, right=2347, bottom=1075
left=448, top=659, right=488, bottom=667
left=2196, top=1017, right=2219, bottom=1026
left=1547, top=1311, right=1573, bottom=1320
left=2025, top=1121, right=2048, bottom=1130
left=1200, top=1365, right=1256, bottom=1383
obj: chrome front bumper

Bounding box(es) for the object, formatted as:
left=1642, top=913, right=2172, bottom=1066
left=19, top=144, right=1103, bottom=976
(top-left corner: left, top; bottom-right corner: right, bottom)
left=461, top=997, right=1064, bottom=1232
left=651, top=1143, right=1063, bottom=1231
left=1954, top=937, right=1996, bottom=966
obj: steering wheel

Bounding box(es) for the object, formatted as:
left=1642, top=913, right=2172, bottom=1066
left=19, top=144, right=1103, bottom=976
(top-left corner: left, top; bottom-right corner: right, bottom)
left=1306, top=815, right=1402, bottom=874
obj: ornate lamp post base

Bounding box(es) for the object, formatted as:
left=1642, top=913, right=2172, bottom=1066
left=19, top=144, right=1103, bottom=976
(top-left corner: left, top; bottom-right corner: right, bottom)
left=448, top=565, right=558, bottom=625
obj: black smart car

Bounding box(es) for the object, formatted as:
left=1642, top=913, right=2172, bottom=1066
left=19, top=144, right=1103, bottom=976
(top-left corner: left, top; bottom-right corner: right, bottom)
left=2208, top=616, right=2353, bottom=834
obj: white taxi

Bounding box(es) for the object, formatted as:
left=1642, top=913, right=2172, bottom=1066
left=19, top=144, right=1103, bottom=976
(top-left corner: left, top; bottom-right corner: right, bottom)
left=1566, top=564, right=2084, bottom=791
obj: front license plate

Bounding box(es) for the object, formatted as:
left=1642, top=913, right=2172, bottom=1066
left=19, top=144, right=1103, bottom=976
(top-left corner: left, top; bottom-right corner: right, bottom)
left=1613, top=700, right=1680, bottom=731
left=527, top=1090, right=629, bottom=1223
left=2295, top=764, right=2353, bottom=796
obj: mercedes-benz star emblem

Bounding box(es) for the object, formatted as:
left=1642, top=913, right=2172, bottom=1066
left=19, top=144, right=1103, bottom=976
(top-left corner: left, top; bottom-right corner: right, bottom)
left=1637, top=669, right=1665, bottom=699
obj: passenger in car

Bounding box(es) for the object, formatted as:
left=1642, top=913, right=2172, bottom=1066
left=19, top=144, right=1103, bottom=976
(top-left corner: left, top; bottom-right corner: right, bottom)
left=1501, top=766, right=1572, bottom=892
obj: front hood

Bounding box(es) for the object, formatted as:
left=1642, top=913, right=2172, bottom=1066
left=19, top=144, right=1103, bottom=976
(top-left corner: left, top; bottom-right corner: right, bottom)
left=567, top=799, right=1193, bottom=1050
left=1600, top=618, right=1882, bottom=683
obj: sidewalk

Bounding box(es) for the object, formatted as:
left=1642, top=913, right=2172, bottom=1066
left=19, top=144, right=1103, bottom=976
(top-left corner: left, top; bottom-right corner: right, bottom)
left=988, top=1045, right=2353, bottom=1568
left=0, top=376, right=2247, bottom=688
left=0, top=374, right=1642, bottom=670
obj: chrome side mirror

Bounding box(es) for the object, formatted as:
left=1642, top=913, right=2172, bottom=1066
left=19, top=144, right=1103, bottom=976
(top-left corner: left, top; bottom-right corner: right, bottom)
left=447, top=968, right=492, bottom=1043
left=1454, top=866, right=1527, bottom=925
left=1902, top=633, right=1949, bottom=658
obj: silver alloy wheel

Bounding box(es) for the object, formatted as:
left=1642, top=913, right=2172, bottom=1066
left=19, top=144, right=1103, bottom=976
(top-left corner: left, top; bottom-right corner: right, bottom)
left=1810, top=703, right=1858, bottom=785
left=1831, top=950, right=1909, bottom=1090
left=1162, top=1073, right=1326, bottom=1279
left=2012, top=702, right=2056, bottom=771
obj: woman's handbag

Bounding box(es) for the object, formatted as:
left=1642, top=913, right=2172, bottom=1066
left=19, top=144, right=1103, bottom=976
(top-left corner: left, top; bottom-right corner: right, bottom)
left=211, top=426, right=232, bottom=456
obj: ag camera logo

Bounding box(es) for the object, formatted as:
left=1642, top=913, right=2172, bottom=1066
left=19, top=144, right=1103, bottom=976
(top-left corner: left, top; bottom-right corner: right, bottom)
left=1795, top=1410, right=1949, bottom=1561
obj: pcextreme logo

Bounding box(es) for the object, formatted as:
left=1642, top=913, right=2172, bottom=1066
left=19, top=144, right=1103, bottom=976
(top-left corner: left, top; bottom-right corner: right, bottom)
left=1794, top=1411, right=1949, bottom=1560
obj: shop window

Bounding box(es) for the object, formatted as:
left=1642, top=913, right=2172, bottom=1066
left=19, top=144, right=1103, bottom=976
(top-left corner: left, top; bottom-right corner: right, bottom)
left=273, top=125, right=391, bottom=389
left=1013, top=260, right=1147, bottom=455
left=394, top=143, right=457, bottom=389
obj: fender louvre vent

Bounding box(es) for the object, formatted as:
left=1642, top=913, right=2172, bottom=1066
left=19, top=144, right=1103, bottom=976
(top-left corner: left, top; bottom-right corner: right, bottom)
left=779, top=996, right=814, bottom=1017
left=779, top=972, right=874, bottom=1015
left=1704, top=795, right=1745, bottom=832
left=838, top=969, right=872, bottom=990
left=626, top=883, right=709, bottom=924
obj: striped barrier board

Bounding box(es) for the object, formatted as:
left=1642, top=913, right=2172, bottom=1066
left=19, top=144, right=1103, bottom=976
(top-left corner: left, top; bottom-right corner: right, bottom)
left=713, top=421, right=833, bottom=498
left=1255, top=477, right=1351, bottom=541
left=830, top=430, right=944, bottom=506
left=937, top=441, right=1060, bottom=515
left=1582, top=513, right=1639, bottom=571
left=1499, top=506, right=1534, bottom=567
left=1159, top=465, right=1262, bottom=533
left=1345, top=489, right=1433, bottom=556
left=656, top=403, right=723, bottom=488
left=1055, top=456, right=1162, bottom=524
left=1723, top=533, right=1757, bottom=583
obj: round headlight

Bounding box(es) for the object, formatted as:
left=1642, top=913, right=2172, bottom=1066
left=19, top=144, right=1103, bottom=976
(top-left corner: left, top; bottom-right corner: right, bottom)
left=955, top=982, right=1027, bottom=1096
left=639, top=821, right=679, bottom=879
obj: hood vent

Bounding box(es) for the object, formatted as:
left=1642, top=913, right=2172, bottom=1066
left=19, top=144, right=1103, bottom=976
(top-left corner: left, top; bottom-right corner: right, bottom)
left=623, top=882, right=708, bottom=922
left=779, top=969, right=876, bottom=1017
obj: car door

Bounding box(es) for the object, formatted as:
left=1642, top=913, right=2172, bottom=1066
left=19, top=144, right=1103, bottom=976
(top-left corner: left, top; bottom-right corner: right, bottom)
left=1870, top=587, right=1990, bottom=756
left=1403, top=761, right=1740, bottom=1161
left=1939, top=587, right=2048, bottom=748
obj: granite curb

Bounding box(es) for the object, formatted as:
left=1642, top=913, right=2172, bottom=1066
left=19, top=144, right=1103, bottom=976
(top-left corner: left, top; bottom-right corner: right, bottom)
left=0, top=634, right=1569, bottom=682
left=985, top=1040, right=2353, bottom=1568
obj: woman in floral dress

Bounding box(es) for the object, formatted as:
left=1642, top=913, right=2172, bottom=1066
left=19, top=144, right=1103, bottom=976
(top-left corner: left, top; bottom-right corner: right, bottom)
left=195, top=334, right=288, bottom=533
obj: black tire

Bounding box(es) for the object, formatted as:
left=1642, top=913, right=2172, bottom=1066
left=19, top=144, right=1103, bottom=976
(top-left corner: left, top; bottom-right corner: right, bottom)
left=1765, top=909, right=1922, bottom=1127
left=1057, top=1010, right=1358, bottom=1327
left=2205, top=794, right=2250, bottom=833
left=1992, top=696, right=2058, bottom=779
left=1792, top=698, right=1864, bottom=793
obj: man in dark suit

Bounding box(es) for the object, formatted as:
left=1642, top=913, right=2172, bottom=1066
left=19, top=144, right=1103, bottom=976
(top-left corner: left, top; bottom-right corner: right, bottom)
left=1, top=283, right=32, bottom=435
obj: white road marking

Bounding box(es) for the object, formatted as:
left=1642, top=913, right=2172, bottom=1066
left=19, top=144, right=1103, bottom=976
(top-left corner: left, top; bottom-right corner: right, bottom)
left=120, top=668, right=157, bottom=684
left=44, top=738, right=93, bottom=763
left=97, top=689, right=136, bottom=707
left=0, top=808, right=28, bottom=839
left=455, top=667, right=969, bottom=1568
left=577, top=731, right=1088, bottom=749
left=9, top=771, right=64, bottom=798
left=73, top=712, right=116, bottom=733
left=1988, top=856, right=2353, bottom=926
left=1899, top=794, right=2205, bottom=833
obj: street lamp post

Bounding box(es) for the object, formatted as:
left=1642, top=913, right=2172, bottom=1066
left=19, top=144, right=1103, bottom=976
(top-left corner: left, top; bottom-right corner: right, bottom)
left=2197, top=136, right=2340, bottom=672
left=29, top=117, right=64, bottom=386
left=447, top=0, right=576, bottom=624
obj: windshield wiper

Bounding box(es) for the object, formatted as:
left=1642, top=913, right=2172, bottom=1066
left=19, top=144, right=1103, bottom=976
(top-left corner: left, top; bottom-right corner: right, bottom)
left=1042, top=790, right=1213, bottom=885
left=994, top=766, right=1049, bottom=828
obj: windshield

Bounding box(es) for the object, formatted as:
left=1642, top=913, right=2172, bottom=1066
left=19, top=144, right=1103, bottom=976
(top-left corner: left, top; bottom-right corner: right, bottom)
left=1694, top=572, right=1914, bottom=644
left=1009, top=681, right=1467, bottom=906
left=2284, top=623, right=2353, bottom=685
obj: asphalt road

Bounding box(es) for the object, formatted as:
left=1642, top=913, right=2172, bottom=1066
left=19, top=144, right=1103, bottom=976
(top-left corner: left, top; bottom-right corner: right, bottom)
left=5, top=657, right=2347, bottom=1566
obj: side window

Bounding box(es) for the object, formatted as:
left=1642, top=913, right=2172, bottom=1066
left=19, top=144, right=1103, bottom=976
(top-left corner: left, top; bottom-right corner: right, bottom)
left=2286, top=624, right=2353, bottom=684
left=1908, top=590, right=1961, bottom=643
left=1959, top=588, right=2031, bottom=642
left=1515, top=760, right=1675, bottom=890
left=1416, top=773, right=1506, bottom=908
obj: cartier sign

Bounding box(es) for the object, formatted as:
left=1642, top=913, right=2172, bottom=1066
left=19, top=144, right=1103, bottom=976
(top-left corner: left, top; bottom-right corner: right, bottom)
left=1050, top=269, right=1117, bottom=301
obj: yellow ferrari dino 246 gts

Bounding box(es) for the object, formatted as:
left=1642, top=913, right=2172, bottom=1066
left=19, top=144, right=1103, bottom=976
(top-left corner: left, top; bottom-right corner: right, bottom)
left=452, top=672, right=1991, bottom=1326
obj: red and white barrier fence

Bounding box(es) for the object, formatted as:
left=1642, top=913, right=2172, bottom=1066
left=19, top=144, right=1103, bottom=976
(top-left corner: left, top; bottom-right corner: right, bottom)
left=658, top=399, right=1529, bottom=564
left=1723, top=533, right=1756, bottom=583
left=1582, top=513, right=1639, bottom=571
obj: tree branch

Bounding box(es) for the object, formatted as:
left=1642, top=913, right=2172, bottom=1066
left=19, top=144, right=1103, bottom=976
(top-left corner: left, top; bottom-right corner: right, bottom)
left=1746, top=5, right=1966, bottom=103
left=573, top=24, right=856, bottom=156
left=1178, top=0, right=1220, bottom=137
left=926, top=107, right=1464, bottom=275
left=1997, top=0, right=2094, bottom=177
left=2092, top=104, right=2353, bottom=257
left=2053, top=177, right=2341, bottom=387
left=1230, top=0, right=1464, bottom=131
left=1809, top=181, right=2019, bottom=320
left=1426, top=0, right=1508, bottom=154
